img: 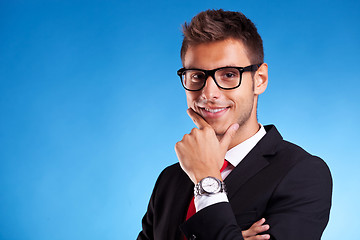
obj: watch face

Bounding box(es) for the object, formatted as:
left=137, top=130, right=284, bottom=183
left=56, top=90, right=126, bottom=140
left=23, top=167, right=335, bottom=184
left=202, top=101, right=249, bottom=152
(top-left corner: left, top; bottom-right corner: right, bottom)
left=201, top=177, right=220, bottom=193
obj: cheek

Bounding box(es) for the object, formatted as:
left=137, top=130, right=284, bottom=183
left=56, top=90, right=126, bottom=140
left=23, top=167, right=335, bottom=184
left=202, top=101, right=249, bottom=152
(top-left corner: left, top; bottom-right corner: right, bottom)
left=233, top=84, right=255, bottom=104
left=186, top=93, right=197, bottom=107
left=230, top=92, right=253, bottom=110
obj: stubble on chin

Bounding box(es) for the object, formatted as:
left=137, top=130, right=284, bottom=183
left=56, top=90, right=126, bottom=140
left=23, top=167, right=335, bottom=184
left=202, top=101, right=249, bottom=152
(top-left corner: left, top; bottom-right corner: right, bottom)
left=209, top=123, right=228, bottom=140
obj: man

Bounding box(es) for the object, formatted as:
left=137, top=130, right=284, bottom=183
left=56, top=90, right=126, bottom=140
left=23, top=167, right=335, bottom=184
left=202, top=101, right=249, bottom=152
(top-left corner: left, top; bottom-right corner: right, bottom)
left=138, top=9, right=332, bottom=240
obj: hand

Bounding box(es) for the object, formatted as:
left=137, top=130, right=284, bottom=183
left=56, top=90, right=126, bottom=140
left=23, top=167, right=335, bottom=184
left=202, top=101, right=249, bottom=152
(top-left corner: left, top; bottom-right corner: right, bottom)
left=242, top=218, right=270, bottom=240
left=175, top=108, right=239, bottom=184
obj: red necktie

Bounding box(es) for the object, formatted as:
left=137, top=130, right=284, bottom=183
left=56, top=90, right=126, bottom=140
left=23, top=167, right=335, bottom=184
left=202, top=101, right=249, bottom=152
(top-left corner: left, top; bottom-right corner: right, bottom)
left=185, top=160, right=229, bottom=221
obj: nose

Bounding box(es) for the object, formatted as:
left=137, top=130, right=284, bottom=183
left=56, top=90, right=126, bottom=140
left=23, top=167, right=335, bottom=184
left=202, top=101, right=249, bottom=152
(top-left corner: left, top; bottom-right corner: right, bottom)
left=200, top=76, right=221, bottom=100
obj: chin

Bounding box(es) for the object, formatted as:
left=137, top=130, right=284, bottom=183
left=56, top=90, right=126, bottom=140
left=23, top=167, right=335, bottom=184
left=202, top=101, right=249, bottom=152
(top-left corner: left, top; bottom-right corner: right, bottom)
left=212, top=125, right=228, bottom=136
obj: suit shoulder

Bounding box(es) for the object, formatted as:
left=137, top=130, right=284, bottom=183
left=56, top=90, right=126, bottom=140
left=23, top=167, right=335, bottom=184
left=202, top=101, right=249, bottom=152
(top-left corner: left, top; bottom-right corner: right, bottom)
left=279, top=139, right=314, bottom=158
left=278, top=140, right=323, bottom=162
left=159, top=162, right=183, bottom=177
left=276, top=140, right=332, bottom=180
left=263, top=125, right=328, bottom=168
left=154, top=162, right=190, bottom=188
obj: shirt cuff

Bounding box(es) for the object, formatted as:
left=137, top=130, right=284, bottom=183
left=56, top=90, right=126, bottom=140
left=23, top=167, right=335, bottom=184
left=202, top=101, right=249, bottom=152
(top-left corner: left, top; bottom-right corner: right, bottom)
left=194, top=192, right=229, bottom=212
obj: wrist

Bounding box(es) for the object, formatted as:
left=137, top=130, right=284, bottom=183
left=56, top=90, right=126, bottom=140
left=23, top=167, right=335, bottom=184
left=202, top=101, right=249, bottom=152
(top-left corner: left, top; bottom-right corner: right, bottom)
left=194, top=176, right=226, bottom=197
left=194, top=172, right=222, bottom=184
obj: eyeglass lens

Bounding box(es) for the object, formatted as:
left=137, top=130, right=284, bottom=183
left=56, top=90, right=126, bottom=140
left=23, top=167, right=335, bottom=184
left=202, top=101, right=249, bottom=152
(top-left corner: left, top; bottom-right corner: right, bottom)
left=182, top=67, right=241, bottom=90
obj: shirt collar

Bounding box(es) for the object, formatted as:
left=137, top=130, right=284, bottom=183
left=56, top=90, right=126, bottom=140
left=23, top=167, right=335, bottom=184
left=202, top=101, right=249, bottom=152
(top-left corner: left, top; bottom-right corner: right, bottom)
left=225, top=124, right=266, bottom=167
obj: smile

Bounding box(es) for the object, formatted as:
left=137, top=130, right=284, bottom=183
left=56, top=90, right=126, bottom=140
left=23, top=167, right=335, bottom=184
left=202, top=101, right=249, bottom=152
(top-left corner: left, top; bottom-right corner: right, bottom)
left=204, top=107, right=228, bottom=113
left=198, top=106, right=229, bottom=120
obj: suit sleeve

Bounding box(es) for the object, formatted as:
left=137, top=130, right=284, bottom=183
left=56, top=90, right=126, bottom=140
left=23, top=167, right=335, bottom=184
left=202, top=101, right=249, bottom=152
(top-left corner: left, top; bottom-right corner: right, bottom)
left=180, top=202, right=244, bottom=240
left=265, top=156, right=332, bottom=240
left=137, top=170, right=166, bottom=240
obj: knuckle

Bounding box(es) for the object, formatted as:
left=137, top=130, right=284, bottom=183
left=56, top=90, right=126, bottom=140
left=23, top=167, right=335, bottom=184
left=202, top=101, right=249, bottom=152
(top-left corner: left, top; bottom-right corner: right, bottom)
left=174, top=142, right=181, bottom=151
left=190, top=128, right=198, bottom=134
left=183, top=133, right=191, bottom=140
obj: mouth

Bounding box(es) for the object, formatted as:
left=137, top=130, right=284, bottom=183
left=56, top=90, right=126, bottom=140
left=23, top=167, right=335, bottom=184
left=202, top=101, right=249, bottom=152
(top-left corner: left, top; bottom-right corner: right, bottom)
left=198, top=106, right=229, bottom=119
left=203, top=107, right=227, bottom=113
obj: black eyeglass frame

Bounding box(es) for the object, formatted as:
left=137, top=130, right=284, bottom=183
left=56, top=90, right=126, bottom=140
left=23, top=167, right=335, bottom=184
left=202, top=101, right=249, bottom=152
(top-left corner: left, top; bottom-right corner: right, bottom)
left=177, top=63, right=262, bottom=91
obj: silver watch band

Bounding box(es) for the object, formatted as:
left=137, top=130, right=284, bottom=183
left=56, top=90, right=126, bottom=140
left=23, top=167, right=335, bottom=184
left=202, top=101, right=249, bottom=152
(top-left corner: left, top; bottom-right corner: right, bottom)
left=194, top=177, right=226, bottom=196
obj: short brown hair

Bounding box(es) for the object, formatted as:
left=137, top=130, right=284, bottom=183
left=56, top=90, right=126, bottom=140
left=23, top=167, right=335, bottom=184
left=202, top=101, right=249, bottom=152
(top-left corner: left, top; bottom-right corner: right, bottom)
left=180, top=9, right=264, bottom=64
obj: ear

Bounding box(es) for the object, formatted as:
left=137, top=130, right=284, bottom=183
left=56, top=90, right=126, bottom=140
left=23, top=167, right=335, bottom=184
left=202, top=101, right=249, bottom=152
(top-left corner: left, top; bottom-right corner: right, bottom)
left=254, top=63, right=268, bottom=95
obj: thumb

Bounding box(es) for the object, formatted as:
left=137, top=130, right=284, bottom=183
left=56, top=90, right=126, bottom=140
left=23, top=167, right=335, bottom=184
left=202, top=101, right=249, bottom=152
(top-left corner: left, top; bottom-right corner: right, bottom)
left=187, top=108, right=210, bottom=130
left=220, top=123, right=239, bottom=149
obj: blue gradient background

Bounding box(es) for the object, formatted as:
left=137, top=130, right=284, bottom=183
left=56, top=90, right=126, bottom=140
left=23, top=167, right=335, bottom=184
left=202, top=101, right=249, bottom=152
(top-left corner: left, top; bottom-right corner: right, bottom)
left=1, top=0, right=359, bottom=239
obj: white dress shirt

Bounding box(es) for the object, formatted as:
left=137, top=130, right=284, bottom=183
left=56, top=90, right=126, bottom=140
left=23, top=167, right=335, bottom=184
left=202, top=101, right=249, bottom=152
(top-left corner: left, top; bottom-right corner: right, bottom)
left=194, top=124, right=267, bottom=212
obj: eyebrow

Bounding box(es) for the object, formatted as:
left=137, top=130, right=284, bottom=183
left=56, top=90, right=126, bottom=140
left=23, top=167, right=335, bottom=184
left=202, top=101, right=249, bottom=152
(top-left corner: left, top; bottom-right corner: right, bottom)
left=185, top=65, right=240, bottom=70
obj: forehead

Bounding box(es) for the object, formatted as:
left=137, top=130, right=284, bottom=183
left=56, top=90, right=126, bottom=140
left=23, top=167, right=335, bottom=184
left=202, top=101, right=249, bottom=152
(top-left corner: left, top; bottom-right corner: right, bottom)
left=183, top=39, right=251, bottom=69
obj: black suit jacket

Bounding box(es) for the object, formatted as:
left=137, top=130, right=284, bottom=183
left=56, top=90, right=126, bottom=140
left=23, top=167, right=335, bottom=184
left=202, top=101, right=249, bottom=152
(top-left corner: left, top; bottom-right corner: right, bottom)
left=138, top=125, right=332, bottom=240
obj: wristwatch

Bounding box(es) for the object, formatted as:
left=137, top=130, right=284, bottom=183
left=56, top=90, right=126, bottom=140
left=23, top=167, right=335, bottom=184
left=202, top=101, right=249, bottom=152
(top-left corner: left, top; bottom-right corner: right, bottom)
left=194, top=176, right=226, bottom=196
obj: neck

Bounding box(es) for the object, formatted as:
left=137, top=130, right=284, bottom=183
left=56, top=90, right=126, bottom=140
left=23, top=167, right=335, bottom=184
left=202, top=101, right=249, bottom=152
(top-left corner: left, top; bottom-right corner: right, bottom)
left=227, top=96, right=261, bottom=149
left=230, top=119, right=260, bottom=150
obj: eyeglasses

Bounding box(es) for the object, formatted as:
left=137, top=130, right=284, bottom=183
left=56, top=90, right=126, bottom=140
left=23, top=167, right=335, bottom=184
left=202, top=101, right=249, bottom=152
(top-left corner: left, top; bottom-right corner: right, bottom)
left=177, top=64, right=262, bottom=91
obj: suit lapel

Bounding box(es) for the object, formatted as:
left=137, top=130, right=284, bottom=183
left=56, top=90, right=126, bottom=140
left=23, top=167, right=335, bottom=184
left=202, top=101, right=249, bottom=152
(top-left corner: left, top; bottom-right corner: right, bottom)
left=225, top=152, right=269, bottom=200
left=224, top=125, right=282, bottom=200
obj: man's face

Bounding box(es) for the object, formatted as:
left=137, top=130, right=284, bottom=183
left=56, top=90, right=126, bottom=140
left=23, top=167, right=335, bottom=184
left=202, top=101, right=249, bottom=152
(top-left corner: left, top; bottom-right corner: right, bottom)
left=183, top=38, right=261, bottom=136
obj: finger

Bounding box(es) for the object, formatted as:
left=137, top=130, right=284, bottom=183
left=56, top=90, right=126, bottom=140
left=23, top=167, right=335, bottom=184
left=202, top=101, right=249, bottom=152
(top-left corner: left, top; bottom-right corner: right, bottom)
left=252, top=218, right=266, bottom=226
left=245, top=234, right=270, bottom=240
left=242, top=220, right=269, bottom=237
left=219, top=123, right=239, bottom=149
left=187, top=108, right=210, bottom=130
left=246, top=224, right=269, bottom=236
left=243, top=219, right=265, bottom=237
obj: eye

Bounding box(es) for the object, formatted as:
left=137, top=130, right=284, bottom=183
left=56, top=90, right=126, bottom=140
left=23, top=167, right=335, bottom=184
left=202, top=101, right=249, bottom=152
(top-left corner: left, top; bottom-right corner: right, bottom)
left=224, top=72, right=236, bottom=78
left=189, top=71, right=206, bottom=82
left=191, top=72, right=205, bottom=80
left=219, top=69, right=239, bottom=80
